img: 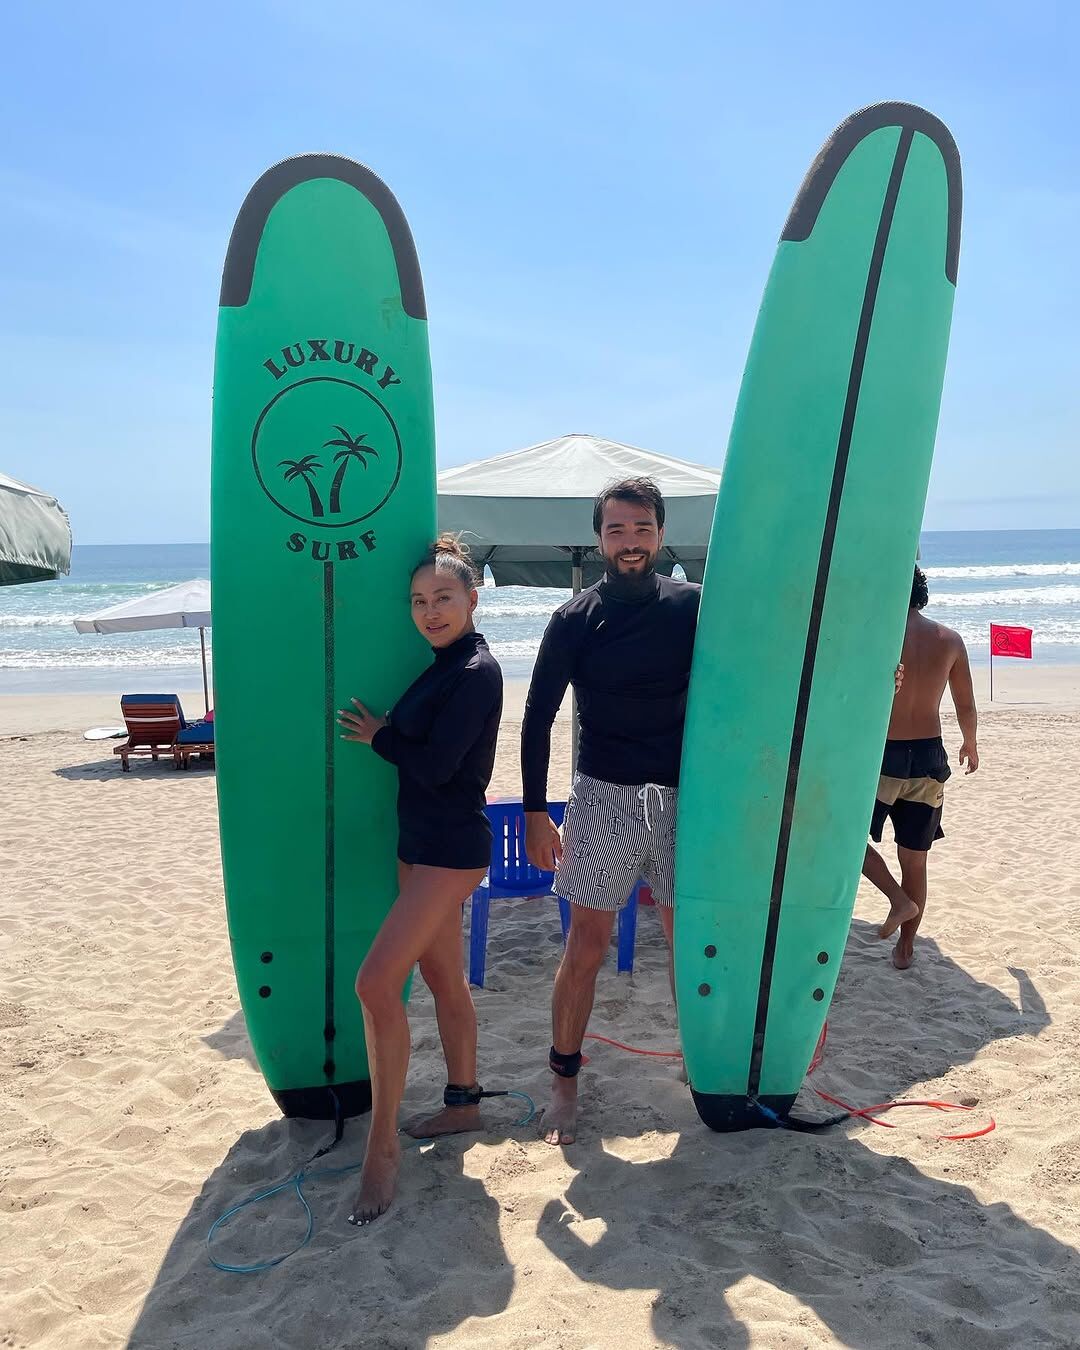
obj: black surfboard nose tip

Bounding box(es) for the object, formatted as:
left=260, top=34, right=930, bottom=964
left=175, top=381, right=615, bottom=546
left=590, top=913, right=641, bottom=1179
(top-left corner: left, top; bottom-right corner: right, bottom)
left=220, top=154, right=427, bottom=317
left=782, top=101, right=961, bottom=285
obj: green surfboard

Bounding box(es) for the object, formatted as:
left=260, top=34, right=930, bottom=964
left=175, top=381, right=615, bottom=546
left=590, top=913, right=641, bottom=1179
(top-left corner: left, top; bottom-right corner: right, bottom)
left=675, top=104, right=962, bottom=1131
left=211, top=156, right=436, bottom=1118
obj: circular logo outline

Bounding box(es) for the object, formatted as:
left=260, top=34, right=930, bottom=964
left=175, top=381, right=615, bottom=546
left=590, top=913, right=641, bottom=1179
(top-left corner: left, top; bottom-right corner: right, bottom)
left=251, top=375, right=403, bottom=529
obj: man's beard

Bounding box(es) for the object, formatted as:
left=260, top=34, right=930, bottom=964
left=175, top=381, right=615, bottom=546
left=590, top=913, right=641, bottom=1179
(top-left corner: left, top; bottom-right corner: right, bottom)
left=603, top=548, right=658, bottom=584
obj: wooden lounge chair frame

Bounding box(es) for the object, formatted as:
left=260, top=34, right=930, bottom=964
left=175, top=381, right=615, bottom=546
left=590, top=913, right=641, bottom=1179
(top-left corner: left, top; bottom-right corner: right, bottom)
left=177, top=735, right=215, bottom=770
left=113, top=697, right=183, bottom=772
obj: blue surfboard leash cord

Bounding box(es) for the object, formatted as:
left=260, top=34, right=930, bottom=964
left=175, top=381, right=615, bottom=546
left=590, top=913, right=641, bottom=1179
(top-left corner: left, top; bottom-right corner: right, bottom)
left=206, top=1087, right=537, bottom=1274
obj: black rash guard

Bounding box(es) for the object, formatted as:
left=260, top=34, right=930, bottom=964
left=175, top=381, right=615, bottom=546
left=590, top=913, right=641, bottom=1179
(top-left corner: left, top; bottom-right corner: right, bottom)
left=521, top=573, right=701, bottom=812
left=372, top=631, right=503, bottom=869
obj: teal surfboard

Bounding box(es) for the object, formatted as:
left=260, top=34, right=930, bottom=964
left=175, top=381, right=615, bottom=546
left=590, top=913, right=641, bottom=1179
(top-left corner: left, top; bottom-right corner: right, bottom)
left=211, top=157, right=436, bottom=1118
left=675, top=104, right=962, bottom=1130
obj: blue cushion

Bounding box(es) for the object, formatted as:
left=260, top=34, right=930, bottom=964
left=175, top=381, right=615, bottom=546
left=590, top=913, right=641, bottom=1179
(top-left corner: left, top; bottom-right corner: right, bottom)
left=176, top=721, right=214, bottom=745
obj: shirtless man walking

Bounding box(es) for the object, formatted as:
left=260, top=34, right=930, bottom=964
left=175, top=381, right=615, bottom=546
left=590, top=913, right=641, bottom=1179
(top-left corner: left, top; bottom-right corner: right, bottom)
left=867, top=565, right=979, bottom=969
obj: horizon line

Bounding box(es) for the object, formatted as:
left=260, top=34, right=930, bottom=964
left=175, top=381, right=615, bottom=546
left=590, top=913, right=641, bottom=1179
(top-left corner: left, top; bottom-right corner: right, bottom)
left=71, top=524, right=1080, bottom=549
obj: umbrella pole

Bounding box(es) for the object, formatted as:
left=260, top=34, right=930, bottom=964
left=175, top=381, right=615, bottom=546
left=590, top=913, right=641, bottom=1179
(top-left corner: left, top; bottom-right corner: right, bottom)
left=570, top=550, right=583, bottom=772
left=199, top=628, right=210, bottom=715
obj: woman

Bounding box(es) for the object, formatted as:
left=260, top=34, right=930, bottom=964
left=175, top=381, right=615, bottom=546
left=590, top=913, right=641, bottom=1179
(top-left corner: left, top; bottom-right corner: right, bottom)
left=337, top=535, right=502, bottom=1225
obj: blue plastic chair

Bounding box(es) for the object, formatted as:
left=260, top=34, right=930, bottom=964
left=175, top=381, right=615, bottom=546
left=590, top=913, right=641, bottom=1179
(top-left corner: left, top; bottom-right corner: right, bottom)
left=468, top=801, right=642, bottom=987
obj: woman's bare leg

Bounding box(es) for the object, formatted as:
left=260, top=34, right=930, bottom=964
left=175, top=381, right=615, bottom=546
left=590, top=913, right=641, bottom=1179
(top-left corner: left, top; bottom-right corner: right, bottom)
left=403, top=905, right=483, bottom=1138
left=350, top=864, right=486, bottom=1224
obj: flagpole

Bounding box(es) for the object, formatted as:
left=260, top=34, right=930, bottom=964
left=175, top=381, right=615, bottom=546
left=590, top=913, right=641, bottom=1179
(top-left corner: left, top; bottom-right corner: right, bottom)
left=989, top=625, right=993, bottom=703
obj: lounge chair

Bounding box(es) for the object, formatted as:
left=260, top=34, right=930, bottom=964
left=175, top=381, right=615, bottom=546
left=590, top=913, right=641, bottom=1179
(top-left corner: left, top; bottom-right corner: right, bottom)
left=113, top=694, right=185, bottom=771
left=176, top=713, right=215, bottom=770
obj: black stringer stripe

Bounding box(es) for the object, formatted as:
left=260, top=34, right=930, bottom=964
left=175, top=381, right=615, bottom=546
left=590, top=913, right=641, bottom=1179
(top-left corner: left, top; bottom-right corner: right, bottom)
left=323, top=562, right=337, bottom=1073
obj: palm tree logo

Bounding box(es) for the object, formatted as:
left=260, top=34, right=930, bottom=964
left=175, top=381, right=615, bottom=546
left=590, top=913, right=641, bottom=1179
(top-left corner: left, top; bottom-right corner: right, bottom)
left=323, top=427, right=380, bottom=514
left=277, top=430, right=379, bottom=519
left=278, top=453, right=325, bottom=518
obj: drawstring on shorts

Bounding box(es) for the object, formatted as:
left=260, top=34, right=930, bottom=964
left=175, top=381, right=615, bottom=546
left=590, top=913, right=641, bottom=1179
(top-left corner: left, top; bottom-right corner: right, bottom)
left=636, top=783, right=666, bottom=832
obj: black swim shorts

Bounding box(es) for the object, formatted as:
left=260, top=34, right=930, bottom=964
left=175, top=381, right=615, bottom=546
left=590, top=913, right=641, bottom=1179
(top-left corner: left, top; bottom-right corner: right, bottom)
left=870, top=737, right=951, bottom=853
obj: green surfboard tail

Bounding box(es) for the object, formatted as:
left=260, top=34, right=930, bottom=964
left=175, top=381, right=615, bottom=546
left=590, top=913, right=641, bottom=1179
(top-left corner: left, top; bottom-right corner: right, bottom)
left=677, top=103, right=961, bottom=1131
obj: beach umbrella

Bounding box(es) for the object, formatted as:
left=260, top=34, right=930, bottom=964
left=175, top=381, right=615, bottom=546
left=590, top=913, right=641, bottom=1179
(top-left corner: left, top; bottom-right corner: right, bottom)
left=438, top=433, right=719, bottom=591
left=73, top=578, right=212, bottom=714
left=0, top=471, right=72, bottom=585
left=439, top=434, right=720, bottom=763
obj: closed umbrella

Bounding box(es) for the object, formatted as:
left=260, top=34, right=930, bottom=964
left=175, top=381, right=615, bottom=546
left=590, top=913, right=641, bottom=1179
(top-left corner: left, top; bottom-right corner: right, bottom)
left=0, top=471, right=72, bottom=585
left=74, top=578, right=212, bottom=714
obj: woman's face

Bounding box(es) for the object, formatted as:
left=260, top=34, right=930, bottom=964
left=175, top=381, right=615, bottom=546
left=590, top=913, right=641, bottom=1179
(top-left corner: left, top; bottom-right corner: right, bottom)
left=410, top=564, right=477, bottom=648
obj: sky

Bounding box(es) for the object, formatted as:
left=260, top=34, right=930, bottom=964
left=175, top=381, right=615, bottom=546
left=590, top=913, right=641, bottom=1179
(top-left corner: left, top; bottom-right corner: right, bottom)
left=1, top=1, right=1077, bottom=544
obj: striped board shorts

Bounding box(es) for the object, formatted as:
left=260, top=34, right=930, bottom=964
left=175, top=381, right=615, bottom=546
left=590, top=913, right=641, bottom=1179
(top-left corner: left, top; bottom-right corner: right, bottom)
left=555, top=773, right=677, bottom=911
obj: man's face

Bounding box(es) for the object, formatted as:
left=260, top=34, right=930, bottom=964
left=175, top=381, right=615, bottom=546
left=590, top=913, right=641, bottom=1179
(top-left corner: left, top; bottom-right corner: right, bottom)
left=597, top=497, right=663, bottom=576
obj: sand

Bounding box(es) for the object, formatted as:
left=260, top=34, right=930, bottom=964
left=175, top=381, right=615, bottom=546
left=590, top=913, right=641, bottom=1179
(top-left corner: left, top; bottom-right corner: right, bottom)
left=2, top=684, right=1079, bottom=1348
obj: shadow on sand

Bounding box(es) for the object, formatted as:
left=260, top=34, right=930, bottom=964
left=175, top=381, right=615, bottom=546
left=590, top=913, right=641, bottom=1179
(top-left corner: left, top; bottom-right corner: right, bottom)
left=531, top=921, right=1073, bottom=1347
left=126, top=1106, right=518, bottom=1350
left=127, top=919, right=1074, bottom=1347
left=54, top=756, right=214, bottom=782
left=201, top=1009, right=259, bottom=1071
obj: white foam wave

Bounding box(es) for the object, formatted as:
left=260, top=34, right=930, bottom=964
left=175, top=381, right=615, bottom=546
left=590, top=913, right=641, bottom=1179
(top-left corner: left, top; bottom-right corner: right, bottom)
left=947, top=620, right=1080, bottom=647
left=0, top=613, right=83, bottom=628
left=477, top=601, right=564, bottom=619
left=931, top=585, right=1080, bottom=607
left=485, top=638, right=545, bottom=659
left=925, top=562, right=1080, bottom=580
left=0, top=645, right=211, bottom=671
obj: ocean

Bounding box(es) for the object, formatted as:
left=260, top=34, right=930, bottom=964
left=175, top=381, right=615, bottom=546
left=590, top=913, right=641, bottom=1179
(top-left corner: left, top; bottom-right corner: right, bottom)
left=1, top=530, right=1078, bottom=695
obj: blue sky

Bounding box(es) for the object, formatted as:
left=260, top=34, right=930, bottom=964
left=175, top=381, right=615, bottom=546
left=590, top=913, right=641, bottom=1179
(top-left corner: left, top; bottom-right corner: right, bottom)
left=1, top=1, right=1076, bottom=543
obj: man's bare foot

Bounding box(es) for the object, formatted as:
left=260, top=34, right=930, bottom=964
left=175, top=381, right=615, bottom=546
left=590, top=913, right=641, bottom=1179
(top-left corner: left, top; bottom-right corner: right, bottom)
left=347, top=1137, right=401, bottom=1226
left=402, top=1103, right=482, bottom=1139
left=878, top=894, right=919, bottom=940
left=892, top=941, right=916, bottom=971
left=541, top=1074, right=578, bottom=1145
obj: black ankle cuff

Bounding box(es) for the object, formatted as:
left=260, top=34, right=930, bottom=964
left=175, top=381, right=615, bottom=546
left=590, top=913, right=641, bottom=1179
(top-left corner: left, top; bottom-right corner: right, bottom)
left=443, top=1082, right=509, bottom=1107
left=549, top=1046, right=583, bottom=1078
left=444, top=1082, right=483, bottom=1107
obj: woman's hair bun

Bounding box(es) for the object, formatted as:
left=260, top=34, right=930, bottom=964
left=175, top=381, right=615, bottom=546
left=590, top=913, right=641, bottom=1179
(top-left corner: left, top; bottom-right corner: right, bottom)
left=411, top=532, right=479, bottom=587
left=431, top=533, right=472, bottom=561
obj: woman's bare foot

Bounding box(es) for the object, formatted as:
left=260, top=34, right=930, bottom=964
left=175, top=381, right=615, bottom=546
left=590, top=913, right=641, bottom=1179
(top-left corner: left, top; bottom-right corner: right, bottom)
left=878, top=893, right=920, bottom=940
left=347, top=1137, right=401, bottom=1226
left=402, top=1103, right=482, bottom=1139
left=541, top=1074, right=578, bottom=1145
left=892, top=939, right=916, bottom=970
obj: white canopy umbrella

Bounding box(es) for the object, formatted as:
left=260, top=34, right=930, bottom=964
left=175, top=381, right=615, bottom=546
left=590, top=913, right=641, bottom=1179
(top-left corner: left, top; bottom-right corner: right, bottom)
left=74, top=578, right=212, bottom=713
left=439, top=434, right=720, bottom=764
left=0, top=471, right=72, bottom=586
left=438, top=433, right=719, bottom=590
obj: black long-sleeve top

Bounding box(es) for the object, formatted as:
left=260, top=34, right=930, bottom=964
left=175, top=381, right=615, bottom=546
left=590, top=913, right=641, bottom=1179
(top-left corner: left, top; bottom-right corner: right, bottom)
left=521, top=573, right=701, bottom=811
left=372, top=631, right=503, bottom=869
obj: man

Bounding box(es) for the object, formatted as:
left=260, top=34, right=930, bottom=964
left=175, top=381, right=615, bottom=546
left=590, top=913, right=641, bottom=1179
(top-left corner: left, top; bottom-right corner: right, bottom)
left=866, top=565, right=979, bottom=969
left=522, top=478, right=699, bottom=1145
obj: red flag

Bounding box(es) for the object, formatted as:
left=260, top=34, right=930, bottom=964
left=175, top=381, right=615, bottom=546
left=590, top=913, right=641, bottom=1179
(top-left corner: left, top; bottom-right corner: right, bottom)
left=990, top=623, right=1033, bottom=659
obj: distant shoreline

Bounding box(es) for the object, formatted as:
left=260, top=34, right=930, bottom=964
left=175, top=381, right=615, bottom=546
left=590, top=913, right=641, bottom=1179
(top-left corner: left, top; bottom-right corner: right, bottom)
left=66, top=526, right=1080, bottom=548
left=7, top=528, right=1079, bottom=696
left=2, top=665, right=1077, bottom=739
